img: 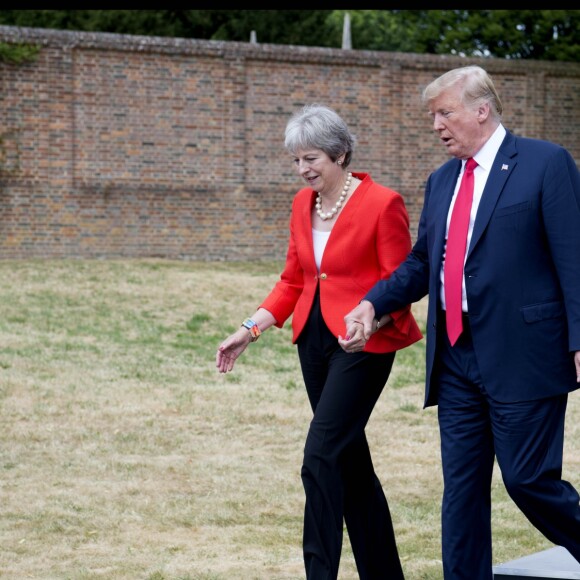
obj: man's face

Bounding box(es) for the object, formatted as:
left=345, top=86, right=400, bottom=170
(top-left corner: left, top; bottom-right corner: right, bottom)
left=427, top=83, right=483, bottom=160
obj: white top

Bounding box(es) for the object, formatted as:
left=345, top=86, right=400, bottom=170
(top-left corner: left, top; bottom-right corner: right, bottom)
left=312, top=228, right=331, bottom=271
left=440, top=124, right=507, bottom=312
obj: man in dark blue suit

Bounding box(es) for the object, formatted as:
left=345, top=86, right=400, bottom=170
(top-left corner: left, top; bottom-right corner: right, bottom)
left=340, top=65, right=580, bottom=579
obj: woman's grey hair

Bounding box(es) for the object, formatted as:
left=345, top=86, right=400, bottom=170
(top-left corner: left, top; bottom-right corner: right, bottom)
left=284, top=104, right=357, bottom=168
left=422, top=65, right=503, bottom=120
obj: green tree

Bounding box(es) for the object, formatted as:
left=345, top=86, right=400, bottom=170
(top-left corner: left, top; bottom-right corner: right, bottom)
left=345, top=10, right=580, bottom=61
left=0, top=10, right=579, bottom=62
left=205, top=10, right=336, bottom=46
left=423, top=10, right=580, bottom=61
left=0, top=10, right=335, bottom=46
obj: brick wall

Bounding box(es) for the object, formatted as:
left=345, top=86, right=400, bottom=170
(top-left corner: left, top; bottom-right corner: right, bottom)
left=1, top=25, right=579, bottom=261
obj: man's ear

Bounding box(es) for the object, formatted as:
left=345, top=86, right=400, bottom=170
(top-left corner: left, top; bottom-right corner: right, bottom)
left=477, top=102, right=491, bottom=123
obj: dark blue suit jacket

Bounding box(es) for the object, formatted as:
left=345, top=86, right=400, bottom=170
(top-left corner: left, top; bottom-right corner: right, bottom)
left=366, top=129, right=580, bottom=407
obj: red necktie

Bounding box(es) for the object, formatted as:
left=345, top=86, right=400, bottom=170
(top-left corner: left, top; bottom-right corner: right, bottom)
left=445, top=158, right=477, bottom=346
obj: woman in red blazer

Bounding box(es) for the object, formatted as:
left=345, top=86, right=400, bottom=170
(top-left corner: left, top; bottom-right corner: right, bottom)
left=216, top=104, right=422, bottom=579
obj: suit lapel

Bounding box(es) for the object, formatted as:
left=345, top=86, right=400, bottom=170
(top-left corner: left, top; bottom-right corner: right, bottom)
left=432, top=160, right=461, bottom=279
left=319, top=173, right=370, bottom=254
left=468, top=133, right=517, bottom=257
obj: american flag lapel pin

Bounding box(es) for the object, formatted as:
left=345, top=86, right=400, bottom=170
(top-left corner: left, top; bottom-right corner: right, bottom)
left=501, top=164, right=509, bottom=171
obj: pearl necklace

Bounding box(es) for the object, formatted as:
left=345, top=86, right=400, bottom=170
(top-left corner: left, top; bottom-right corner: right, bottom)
left=315, top=172, right=352, bottom=221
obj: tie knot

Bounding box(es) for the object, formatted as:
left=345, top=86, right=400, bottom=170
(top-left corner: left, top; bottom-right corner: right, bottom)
left=465, top=158, right=477, bottom=173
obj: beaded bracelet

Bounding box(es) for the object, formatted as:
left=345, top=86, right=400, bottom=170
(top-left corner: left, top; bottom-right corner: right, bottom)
left=241, top=318, right=261, bottom=342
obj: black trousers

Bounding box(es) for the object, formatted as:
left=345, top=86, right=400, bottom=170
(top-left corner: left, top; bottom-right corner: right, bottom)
left=296, top=290, right=404, bottom=580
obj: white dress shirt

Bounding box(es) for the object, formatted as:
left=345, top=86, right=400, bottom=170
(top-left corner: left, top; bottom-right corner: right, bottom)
left=440, top=124, right=507, bottom=312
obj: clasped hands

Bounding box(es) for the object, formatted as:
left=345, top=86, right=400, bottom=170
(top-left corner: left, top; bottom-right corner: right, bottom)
left=338, top=300, right=380, bottom=353
left=340, top=304, right=580, bottom=379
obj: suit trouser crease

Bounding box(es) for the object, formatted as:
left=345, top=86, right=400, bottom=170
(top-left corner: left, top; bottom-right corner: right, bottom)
left=297, top=289, right=404, bottom=580
left=435, top=312, right=580, bottom=580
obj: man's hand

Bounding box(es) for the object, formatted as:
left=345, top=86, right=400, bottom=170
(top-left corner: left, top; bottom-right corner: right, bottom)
left=575, top=351, right=580, bottom=383
left=338, top=300, right=376, bottom=353
left=344, top=300, right=375, bottom=340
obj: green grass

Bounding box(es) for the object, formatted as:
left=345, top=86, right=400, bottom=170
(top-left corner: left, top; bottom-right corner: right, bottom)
left=0, top=259, right=575, bottom=579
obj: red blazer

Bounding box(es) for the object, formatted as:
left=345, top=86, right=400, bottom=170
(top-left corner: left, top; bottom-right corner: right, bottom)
left=260, top=172, right=423, bottom=353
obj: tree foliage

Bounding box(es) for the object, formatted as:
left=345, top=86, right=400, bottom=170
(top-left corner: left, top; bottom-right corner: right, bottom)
left=0, top=41, right=40, bottom=64
left=0, top=9, right=578, bottom=62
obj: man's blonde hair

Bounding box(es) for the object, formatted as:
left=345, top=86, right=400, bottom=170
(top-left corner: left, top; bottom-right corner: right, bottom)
left=422, top=65, right=503, bottom=120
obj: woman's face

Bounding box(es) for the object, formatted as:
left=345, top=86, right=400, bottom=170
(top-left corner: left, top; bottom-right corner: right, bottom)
left=292, top=148, right=344, bottom=194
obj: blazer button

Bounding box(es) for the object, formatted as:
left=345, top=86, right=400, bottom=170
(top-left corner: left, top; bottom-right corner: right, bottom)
left=320, top=273, right=327, bottom=280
